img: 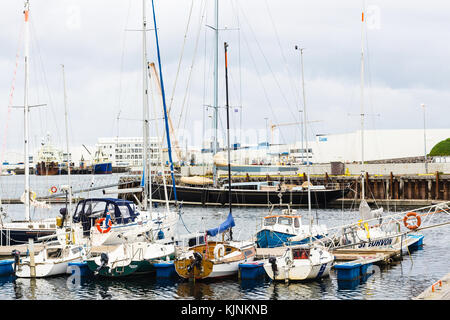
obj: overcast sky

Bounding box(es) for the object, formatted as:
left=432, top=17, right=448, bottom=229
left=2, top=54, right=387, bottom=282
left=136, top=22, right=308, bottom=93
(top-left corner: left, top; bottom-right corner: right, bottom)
left=1, top=0, right=449, bottom=162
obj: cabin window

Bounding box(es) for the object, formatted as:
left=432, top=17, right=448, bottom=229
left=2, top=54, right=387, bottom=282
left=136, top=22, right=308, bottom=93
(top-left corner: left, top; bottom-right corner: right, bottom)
left=292, top=249, right=310, bottom=259
left=264, top=217, right=277, bottom=226
left=84, top=201, right=107, bottom=218
left=117, top=205, right=131, bottom=220
left=278, top=217, right=292, bottom=226
left=294, top=218, right=300, bottom=228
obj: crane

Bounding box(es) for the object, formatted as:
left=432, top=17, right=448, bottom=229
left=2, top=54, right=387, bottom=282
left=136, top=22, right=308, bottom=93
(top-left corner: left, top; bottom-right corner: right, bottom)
left=270, top=120, right=322, bottom=144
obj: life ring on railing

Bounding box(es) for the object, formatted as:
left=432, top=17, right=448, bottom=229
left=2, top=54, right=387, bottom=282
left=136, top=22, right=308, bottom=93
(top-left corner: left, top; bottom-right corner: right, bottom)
left=214, top=244, right=225, bottom=260
left=50, top=186, right=57, bottom=194
left=403, top=212, right=421, bottom=230
left=96, top=218, right=112, bottom=234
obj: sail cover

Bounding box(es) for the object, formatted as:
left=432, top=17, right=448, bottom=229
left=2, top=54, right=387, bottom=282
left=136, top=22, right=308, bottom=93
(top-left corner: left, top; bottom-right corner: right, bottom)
left=206, top=212, right=235, bottom=237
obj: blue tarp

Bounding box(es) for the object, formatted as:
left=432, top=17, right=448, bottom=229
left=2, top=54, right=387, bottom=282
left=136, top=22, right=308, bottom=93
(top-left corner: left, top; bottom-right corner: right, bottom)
left=206, top=212, right=235, bottom=237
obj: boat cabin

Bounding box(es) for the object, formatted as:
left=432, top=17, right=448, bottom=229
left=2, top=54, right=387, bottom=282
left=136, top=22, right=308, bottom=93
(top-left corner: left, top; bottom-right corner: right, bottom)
left=292, top=247, right=310, bottom=260
left=263, top=214, right=302, bottom=229
left=71, top=198, right=138, bottom=236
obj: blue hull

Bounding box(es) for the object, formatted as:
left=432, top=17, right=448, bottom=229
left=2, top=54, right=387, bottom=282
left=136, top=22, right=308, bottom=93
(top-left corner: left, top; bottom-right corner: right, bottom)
left=256, top=229, right=324, bottom=248
left=93, top=162, right=112, bottom=174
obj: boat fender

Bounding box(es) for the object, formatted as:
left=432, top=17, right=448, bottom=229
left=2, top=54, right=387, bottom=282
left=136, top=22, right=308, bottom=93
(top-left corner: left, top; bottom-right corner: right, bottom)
left=157, top=230, right=165, bottom=240
left=269, top=256, right=278, bottom=276
left=403, top=212, right=421, bottom=230
left=11, top=250, right=20, bottom=273
left=214, top=244, right=225, bottom=260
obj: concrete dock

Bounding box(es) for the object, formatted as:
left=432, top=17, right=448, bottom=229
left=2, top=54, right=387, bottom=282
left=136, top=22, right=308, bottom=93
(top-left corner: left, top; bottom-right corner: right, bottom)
left=414, top=273, right=450, bottom=300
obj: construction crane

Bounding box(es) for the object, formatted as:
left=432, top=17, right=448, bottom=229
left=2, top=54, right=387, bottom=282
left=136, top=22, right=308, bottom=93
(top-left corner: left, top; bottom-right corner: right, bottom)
left=270, top=120, right=322, bottom=144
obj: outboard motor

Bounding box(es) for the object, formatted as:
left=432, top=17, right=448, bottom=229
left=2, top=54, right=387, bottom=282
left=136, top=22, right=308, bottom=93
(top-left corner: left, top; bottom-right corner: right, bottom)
left=94, top=252, right=109, bottom=275
left=58, top=207, right=68, bottom=228
left=11, top=250, right=21, bottom=273
left=187, top=251, right=203, bottom=273
left=269, top=256, right=278, bottom=277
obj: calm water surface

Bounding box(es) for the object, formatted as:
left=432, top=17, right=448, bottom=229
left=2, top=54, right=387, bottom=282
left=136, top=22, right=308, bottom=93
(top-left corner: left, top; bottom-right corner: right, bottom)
left=1, top=174, right=449, bottom=300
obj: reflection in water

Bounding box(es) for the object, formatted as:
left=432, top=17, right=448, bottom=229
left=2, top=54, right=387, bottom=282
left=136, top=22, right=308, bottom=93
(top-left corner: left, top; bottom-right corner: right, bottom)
left=0, top=206, right=449, bottom=300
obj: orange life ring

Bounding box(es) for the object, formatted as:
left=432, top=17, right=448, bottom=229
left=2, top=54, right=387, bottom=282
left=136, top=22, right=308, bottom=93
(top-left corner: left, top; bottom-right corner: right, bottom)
left=96, top=217, right=112, bottom=233
left=50, top=186, right=57, bottom=193
left=403, top=212, right=421, bottom=230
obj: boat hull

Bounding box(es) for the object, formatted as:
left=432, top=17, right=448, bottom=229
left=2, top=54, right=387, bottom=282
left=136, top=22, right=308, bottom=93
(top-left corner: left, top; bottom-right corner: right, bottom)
left=264, top=260, right=333, bottom=281
left=86, top=259, right=155, bottom=277
left=151, top=183, right=349, bottom=207
left=1, top=227, right=55, bottom=246
left=35, top=161, right=60, bottom=176
left=93, top=162, right=112, bottom=174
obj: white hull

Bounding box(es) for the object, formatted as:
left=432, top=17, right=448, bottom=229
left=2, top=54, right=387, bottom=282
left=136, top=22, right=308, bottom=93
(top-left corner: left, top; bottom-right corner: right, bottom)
left=15, top=244, right=86, bottom=278
left=263, top=245, right=334, bottom=281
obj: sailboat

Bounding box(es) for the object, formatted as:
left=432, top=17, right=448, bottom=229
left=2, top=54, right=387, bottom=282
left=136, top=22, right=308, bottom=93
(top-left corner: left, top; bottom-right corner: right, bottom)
left=174, top=42, right=256, bottom=281
left=0, top=1, right=57, bottom=246
left=147, top=0, right=348, bottom=208
left=263, top=46, right=334, bottom=282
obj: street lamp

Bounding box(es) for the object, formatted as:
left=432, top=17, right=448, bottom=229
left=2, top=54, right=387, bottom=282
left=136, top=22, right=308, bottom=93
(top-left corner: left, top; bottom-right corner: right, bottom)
left=422, top=103, right=428, bottom=173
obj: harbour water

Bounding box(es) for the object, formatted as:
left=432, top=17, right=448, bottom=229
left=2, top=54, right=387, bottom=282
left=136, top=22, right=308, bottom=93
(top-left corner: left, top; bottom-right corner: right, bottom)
left=1, top=174, right=449, bottom=300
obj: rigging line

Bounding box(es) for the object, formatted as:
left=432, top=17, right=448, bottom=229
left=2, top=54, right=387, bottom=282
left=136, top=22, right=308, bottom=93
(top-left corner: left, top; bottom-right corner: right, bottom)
left=0, top=23, right=24, bottom=171
left=114, top=0, right=133, bottom=138
left=168, top=0, right=195, bottom=115
left=237, top=15, right=286, bottom=145
left=236, top=2, right=298, bottom=122
left=29, top=20, right=61, bottom=144
left=263, top=0, right=299, bottom=109
left=176, top=0, right=207, bottom=133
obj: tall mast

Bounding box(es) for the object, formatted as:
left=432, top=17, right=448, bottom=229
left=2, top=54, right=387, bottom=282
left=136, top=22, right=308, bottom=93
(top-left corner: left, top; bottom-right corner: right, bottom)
left=212, top=0, right=219, bottom=187
left=224, top=42, right=232, bottom=219
left=62, top=64, right=72, bottom=215
left=23, top=0, right=31, bottom=221
left=142, top=0, right=150, bottom=211
left=297, top=46, right=312, bottom=241
left=151, top=0, right=178, bottom=205
left=360, top=10, right=365, bottom=201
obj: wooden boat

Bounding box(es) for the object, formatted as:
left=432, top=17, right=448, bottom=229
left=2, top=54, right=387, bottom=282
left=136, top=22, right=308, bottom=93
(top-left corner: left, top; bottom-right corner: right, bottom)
left=174, top=240, right=256, bottom=280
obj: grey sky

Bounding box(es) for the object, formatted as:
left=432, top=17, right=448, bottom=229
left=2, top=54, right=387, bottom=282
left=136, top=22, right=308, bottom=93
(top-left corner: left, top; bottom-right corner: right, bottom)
left=0, top=0, right=449, bottom=161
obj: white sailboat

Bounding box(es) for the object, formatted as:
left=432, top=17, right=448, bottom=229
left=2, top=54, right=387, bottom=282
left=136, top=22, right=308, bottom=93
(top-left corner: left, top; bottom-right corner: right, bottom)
left=263, top=46, right=334, bottom=282
left=13, top=242, right=87, bottom=278
left=174, top=42, right=256, bottom=281
left=0, top=0, right=57, bottom=247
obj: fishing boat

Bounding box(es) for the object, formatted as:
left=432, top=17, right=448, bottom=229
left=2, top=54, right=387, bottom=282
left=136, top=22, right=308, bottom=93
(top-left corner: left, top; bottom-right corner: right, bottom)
left=85, top=241, right=175, bottom=277
left=255, top=204, right=328, bottom=248
left=263, top=244, right=334, bottom=281
left=35, top=133, right=63, bottom=176
left=91, top=148, right=112, bottom=174
left=0, top=1, right=57, bottom=246
left=13, top=242, right=87, bottom=278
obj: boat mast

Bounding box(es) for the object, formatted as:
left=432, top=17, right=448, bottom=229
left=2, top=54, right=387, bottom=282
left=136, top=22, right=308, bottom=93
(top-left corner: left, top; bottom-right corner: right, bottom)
left=224, top=42, right=232, bottom=223
left=142, top=0, right=151, bottom=211
left=150, top=0, right=178, bottom=206
left=360, top=9, right=365, bottom=201
left=212, top=0, right=219, bottom=187
left=297, top=45, right=312, bottom=242
left=62, top=64, right=72, bottom=215
left=23, top=0, right=31, bottom=221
